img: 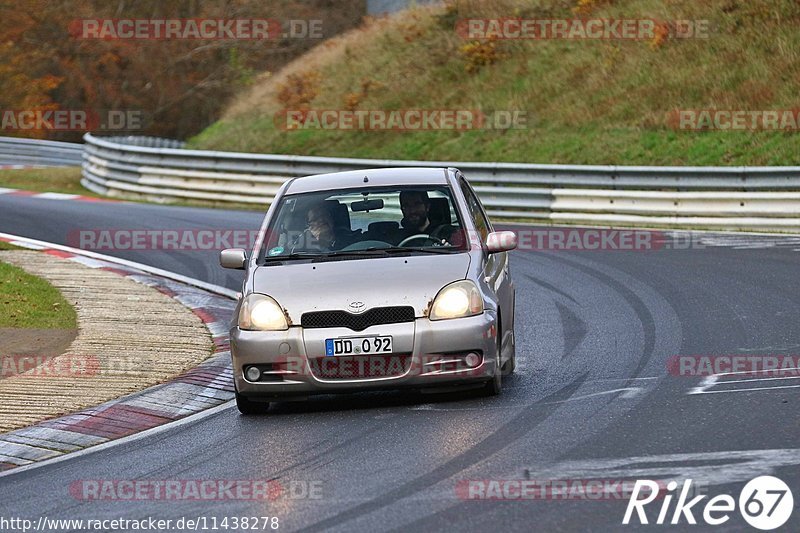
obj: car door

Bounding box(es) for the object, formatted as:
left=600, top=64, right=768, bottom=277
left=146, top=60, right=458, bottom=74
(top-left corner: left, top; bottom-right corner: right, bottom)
left=457, top=174, right=515, bottom=353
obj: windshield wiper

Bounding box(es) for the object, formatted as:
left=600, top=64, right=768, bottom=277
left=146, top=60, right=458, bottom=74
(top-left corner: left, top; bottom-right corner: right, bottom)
left=310, top=249, right=392, bottom=261
left=383, top=247, right=460, bottom=254
left=261, top=252, right=319, bottom=264
left=266, top=247, right=460, bottom=264
left=318, top=247, right=461, bottom=258
left=320, top=247, right=459, bottom=257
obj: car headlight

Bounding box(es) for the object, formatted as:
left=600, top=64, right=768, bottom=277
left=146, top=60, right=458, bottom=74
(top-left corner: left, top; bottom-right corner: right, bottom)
left=429, top=280, right=483, bottom=321
left=239, top=294, right=288, bottom=331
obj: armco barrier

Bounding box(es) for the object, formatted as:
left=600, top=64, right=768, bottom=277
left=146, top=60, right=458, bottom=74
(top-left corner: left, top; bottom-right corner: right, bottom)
left=0, top=136, right=83, bottom=167
left=80, top=133, right=800, bottom=232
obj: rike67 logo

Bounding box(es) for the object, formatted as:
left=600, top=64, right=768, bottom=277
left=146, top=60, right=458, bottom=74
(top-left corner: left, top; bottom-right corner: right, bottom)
left=623, top=476, right=793, bottom=530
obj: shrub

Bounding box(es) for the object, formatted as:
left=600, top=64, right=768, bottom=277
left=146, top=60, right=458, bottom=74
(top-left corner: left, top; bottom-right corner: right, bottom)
left=459, top=37, right=505, bottom=73
left=276, top=71, right=322, bottom=109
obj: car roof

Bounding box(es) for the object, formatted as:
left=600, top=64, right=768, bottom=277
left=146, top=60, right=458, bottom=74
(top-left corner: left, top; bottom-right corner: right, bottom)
left=284, top=167, right=451, bottom=195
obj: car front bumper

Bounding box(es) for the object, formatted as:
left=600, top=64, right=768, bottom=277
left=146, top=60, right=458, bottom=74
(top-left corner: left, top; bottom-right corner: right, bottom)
left=231, top=311, right=498, bottom=398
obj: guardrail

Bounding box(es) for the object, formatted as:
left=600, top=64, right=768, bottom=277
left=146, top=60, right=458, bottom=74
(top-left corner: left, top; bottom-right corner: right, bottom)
left=81, top=133, right=800, bottom=232
left=0, top=136, right=83, bottom=167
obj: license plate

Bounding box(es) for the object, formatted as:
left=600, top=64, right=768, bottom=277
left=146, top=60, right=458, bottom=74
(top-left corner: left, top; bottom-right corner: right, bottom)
left=325, top=336, right=393, bottom=356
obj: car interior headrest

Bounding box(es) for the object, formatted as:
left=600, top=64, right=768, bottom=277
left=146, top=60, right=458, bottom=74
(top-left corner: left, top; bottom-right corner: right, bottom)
left=428, top=197, right=451, bottom=226
left=323, top=199, right=351, bottom=229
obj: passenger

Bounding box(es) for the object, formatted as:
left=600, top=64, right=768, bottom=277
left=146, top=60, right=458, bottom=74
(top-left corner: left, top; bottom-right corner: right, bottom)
left=302, top=203, right=351, bottom=251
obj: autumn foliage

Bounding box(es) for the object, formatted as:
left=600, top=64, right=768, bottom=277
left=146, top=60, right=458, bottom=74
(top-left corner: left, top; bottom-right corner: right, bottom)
left=0, top=0, right=363, bottom=140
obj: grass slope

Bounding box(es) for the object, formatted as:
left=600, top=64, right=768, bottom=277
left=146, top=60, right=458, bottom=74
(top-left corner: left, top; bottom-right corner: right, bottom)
left=0, top=258, right=77, bottom=329
left=189, top=0, right=800, bottom=166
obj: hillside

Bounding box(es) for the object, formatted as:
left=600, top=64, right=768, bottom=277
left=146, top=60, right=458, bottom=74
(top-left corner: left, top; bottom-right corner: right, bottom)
left=189, top=0, right=800, bottom=166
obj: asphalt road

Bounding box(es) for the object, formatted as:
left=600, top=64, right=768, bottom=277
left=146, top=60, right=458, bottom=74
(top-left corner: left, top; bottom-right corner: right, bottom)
left=1, top=194, right=799, bottom=532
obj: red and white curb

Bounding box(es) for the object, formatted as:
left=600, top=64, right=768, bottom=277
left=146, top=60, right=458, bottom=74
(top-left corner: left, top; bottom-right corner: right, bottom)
left=0, top=233, right=237, bottom=473
left=0, top=187, right=119, bottom=202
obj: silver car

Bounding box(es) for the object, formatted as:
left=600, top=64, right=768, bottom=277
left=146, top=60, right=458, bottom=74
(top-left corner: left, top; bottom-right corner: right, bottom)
left=220, top=167, right=517, bottom=414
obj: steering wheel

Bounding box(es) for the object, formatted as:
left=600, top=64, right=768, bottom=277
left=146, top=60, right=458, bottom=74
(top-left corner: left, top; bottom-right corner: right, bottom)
left=398, top=234, right=442, bottom=247
left=289, top=228, right=312, bottom=253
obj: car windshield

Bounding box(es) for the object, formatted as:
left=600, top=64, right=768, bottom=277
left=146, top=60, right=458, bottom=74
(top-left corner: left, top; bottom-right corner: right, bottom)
left=258, top=185, right=469, bottom=263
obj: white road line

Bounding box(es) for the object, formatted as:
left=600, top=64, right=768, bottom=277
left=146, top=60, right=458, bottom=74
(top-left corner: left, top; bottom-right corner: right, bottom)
left=714, top=367, right=800, bottom=379
left=688, top=368, right=800, bottom=395
left=716, top=374, right=800, bottom=385
left=691, top=384, right=800, bottom=394
left=543, top=387, right=643, bottom=403
left=689, top=375, right=718, bottom=395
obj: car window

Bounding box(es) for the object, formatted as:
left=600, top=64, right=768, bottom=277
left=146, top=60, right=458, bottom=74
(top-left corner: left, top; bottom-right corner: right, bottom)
left=258, top=185, right=468, bottom=262
left=459, top=178, right=491, bottom=242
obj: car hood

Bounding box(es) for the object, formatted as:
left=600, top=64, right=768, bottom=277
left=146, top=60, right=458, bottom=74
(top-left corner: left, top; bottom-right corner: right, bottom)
left=252, top=253, right=471, bottom=322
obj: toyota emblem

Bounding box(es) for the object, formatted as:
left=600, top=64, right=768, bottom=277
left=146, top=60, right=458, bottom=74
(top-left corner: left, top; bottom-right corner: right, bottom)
left=349, top=301, right=366, bottom=313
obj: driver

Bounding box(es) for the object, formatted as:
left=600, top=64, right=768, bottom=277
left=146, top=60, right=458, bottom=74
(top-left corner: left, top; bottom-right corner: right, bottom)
left=398, top=190, right=455, bottom=245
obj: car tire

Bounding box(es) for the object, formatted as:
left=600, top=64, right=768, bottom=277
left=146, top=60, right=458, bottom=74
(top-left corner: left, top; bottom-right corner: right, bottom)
left=501, top=293, right=516, bottom=376
left=235, top=389, right=270, bottom=415
left=482, top=328, right=502, bottom=396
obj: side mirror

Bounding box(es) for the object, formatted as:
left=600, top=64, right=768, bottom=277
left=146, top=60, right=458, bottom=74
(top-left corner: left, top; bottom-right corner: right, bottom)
left=220, top=248, right=247, bottom=270
left=486, top=231, right=517, bottom=254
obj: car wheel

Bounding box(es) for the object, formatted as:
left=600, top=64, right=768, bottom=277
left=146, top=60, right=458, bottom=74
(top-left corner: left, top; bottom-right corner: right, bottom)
left=235, top=389, right=270, bottom=415
left=482, top=325, right=502, bottom=396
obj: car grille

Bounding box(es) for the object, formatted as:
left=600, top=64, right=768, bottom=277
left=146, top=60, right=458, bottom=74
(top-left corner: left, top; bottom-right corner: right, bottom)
left=301, top=306, right=415, bottom=331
